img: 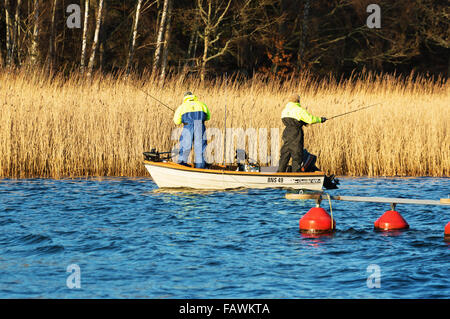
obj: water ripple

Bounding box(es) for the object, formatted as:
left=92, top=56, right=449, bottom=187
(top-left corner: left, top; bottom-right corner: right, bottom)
left=0, top=177, right=449, bottom=298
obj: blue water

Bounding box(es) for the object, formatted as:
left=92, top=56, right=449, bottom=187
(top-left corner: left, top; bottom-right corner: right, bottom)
left=0, top=177, right=449, bottom=298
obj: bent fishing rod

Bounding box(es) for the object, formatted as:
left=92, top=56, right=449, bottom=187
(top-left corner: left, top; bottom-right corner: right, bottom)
left=133, top=83, right=175, bottom=112
left=327, top=102, right=382, bottom=120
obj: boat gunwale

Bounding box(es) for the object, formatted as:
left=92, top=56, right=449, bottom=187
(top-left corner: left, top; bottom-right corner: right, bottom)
left=143, top=160, right=325, bottom=177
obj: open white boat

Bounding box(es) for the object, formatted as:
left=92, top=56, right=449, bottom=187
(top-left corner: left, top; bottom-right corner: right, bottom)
left=144, top=160, right=326, bottom=191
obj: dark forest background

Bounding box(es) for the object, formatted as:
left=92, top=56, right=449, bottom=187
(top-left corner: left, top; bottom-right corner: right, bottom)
left=0, top=0, right=449, bottom=80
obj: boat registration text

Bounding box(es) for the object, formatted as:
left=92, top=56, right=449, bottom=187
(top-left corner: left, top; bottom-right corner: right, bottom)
left=267, top=177, right=322, bottom=184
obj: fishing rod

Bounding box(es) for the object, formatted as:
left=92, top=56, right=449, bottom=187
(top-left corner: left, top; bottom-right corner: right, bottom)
left=223, top=73, right=227, bottom=167
left=327, top=102, right=382, bottom=120
left=133, top=83, right=175, bottom=112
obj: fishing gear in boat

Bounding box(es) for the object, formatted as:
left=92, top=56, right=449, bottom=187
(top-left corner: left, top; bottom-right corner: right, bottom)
left=143, top=149, right=174, bottom=162
left=235, top=149, right=260, bottom=172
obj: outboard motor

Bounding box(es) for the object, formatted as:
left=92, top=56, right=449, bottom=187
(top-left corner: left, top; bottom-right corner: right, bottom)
left=302, top=149, right=340, bottom=189
left=324, top=174, right=339, bottom=189
left=301, top=149, right=318, bottom=172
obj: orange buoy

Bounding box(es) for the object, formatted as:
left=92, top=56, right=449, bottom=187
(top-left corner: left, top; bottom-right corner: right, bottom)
left=444, top=222, right=450, bottom=242
left=299, top=207, right=336, bottom=234
left=374, top=210, right=409, bottom=231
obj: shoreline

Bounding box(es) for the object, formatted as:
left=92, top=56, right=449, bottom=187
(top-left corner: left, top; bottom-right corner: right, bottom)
left=1, top=174, right=448, bottom=180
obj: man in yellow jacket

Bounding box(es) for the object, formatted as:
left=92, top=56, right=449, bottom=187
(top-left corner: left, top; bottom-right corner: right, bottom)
left=173, top=92, right=211, bottom=168
left=277, top=94, right=327, bottom=172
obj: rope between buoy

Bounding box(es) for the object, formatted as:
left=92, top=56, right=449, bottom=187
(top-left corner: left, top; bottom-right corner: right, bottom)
left=327, top=193, right=334, bottom=230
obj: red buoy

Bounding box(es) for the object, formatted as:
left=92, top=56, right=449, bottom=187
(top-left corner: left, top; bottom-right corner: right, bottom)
left=444, top=222, right=450, bottom=242
left=374, top=210, right=409, bottom=231
left=299, top=207, right=336, bottom=234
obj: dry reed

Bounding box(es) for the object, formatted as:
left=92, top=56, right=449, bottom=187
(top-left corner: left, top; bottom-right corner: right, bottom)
left=0, top=68, right=448, bottom=178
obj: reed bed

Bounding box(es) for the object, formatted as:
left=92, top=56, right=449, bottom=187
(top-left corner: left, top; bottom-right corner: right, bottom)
left=0, top=69, right=448, bottom=178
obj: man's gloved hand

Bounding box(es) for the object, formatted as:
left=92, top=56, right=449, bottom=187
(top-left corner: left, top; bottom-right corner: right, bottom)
left=321, top=117, right=327, bottom=123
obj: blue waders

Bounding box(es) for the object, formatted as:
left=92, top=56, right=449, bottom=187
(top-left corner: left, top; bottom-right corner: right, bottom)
left=178, top=111, right=207, bottom=168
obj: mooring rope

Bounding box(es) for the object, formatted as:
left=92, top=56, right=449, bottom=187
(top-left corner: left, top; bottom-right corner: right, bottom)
left=326, top=193, right=334, bottom=230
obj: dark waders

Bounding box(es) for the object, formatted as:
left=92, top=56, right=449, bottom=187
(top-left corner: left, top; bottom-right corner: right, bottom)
left=277, top=118, right=305, bottom=172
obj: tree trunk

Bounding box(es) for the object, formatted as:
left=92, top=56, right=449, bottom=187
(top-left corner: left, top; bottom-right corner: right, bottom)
left=126, top=0, right=143, bottom=75
left=191, top=31, right=199, bottom=68
left=298, top=0, right=311, bottom=67
left=48, top=0, right=57, bottom=69
left=159, top=0, right=173, bottom=81
left=200, top=29, right=209, bottom=82
left=4, top=0, right=12, bottom=66
left=80, top=0, right=90, bottom=74
left=198, top=0, right=232, bottom=82
left=87, top=0, right=104, bottom=77
left=10, top=0, right=22, bottom=66
left=98, top=25, right=105, bottom=71
left=29, top=0, right=40, bottom=66
left=152, top=0, right=170, bottom=76
left=98, top=0, right=106, bottom=71
left=184, top=29, right=195, bottom=70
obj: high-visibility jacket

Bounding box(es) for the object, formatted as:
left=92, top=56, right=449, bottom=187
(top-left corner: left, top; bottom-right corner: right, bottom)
left=278, top=102, right=321, bottom=172
left=173, top=95, right=211, bottom=125
left=281, top=102, right=322, bottom=125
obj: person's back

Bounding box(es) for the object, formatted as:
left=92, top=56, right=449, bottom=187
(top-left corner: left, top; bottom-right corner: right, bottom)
left=174, top=94, right=210, bottom=126
left=173, top=92, right=211, bottom=168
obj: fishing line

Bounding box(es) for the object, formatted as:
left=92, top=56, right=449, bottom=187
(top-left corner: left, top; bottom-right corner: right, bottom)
left=133, top=83, right=175, bottom=112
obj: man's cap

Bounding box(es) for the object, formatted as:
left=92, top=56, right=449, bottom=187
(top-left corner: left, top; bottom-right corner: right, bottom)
left=184, top=91, right=193, bottom=97
left=289, top=94, right=300, bottom=103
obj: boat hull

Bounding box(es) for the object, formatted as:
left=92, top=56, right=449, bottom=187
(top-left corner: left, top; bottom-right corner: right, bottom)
left=144, top=161, right=325, bottom=190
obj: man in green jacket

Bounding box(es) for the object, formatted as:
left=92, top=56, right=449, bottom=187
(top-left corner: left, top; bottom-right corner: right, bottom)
left=277, top=94, right=326, bottom=172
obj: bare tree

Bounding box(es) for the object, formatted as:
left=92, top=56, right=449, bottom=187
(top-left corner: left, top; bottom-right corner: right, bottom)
left=80, top=0, right=90, bottom=74
left=197, top=0, right=232, bottom=82
left=48, top=0, right=58, bottom=69
left=4, top=0, right=12, bottom=66
left=126, top=0, right=143, bottom=75
left=298, top=0, right=311, bottom=66
left=183, top=27, right=199, bottom=72
left=87, top=0, right=104, bottom=76
left=152, top=0, right=170, bottom=76
left=9, top=0, right=22, bottom=66
left=159, top=0, right=173, bottom=81
left=29, top=0, right=40, bottom=66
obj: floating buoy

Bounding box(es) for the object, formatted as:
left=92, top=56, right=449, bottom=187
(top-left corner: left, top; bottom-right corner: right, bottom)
left=374, top=210, right=409, bottom=231
left=299, top=207, right=336, bottom=234
left=445, top=222, right=450, bottom=242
